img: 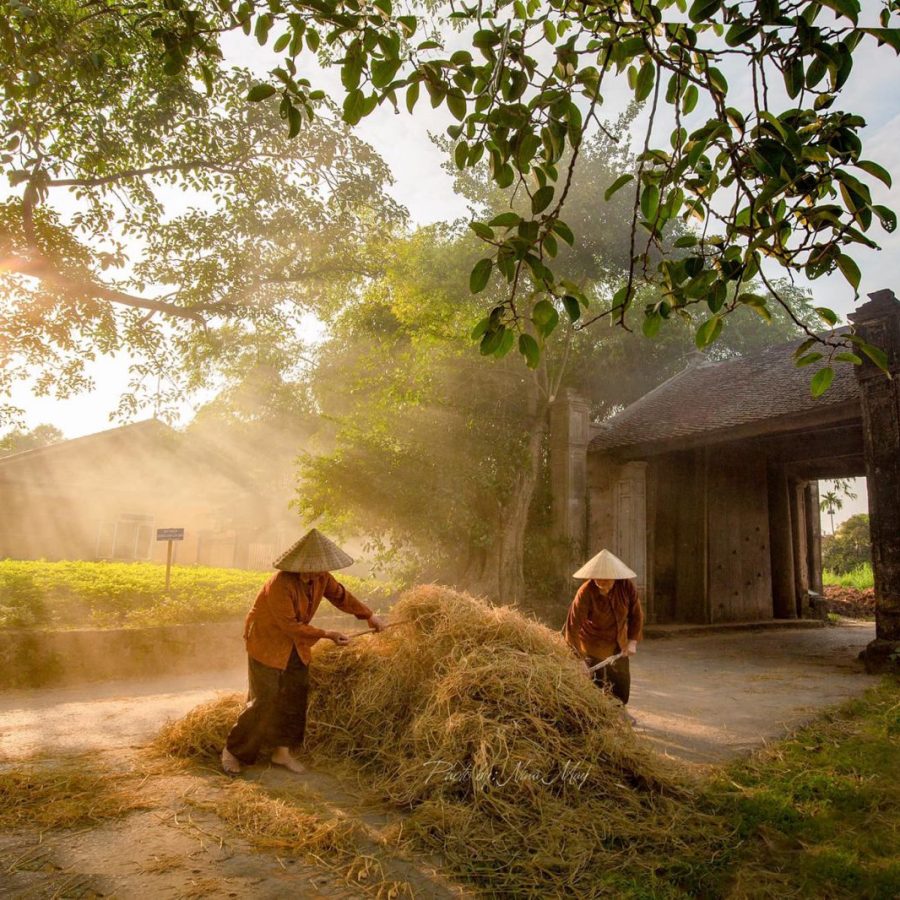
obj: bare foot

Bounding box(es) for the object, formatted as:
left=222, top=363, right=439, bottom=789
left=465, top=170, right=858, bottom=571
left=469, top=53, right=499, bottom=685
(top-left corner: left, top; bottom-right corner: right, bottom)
left=270, top=746, right=306, bottom=773
left=221, top=747, right=242, bottom=775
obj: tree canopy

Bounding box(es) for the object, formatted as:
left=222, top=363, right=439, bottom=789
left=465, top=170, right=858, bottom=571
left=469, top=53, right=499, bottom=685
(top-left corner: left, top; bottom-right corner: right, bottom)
left=0, top=0, right=403, bottom=424
left=10, top=0, right=894, bottom=383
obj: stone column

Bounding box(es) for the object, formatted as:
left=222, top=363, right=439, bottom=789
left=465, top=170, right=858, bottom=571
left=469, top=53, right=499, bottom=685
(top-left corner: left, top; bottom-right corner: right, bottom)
left=848, top=289, right=900, bottom=672
left=767, top=464, right=797, bottom=619
left=549, top=389, right=591, bottom=568
left=805, top=481, right=824, bottom=597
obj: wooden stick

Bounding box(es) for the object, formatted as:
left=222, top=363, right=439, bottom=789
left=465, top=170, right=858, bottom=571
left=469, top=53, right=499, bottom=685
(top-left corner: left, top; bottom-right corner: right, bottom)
left=587, top=652, right=623, bottom=674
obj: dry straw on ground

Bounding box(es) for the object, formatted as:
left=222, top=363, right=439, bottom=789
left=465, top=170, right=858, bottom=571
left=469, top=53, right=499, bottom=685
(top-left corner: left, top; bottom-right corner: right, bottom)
left=157, top=585, right=722, bottom=896
left=0, top=762, right=144, bottom=831
left=203, top=781, right=416, bottom=899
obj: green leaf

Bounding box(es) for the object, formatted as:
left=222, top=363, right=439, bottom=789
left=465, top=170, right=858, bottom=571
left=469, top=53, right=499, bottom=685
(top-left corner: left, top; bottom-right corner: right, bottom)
left=552, top=220, right=575, bottom=245
left=287, top=104, right=302, bottom=138
left=858, top=341, right=890, bottom=373
left=446, top=91, right=466, bottom=121
left=836, top=254, right=861, bottom=292
left=471, top=317, right=490, bottom=340
left=643, top=313, right=662, bottom=338
left=634, top=62, right=655, bottom=102
left=811, top=366, right=835, bottom=397
left=519, top=333, right=540, bottom=368
left=532, top=299, right=560, bottom=336
left=470, top=258, right=493, bottom=293
left=815, top=306, right=839, bottom=326
left=796, top=352, right=824, bottom=367
left=247, top=83, right=277, bottom=102
left=695, top=315, right=722, bottom=349
left=674, top=234, right=698, bottom=248
left=342, top=90, right=365, bottom=125
left=834, top=352, right=863, bottom=364
left=495, top=328, right=516, bottom=358
left=372, top=58, right=401, bottom=89
left=640, top=183, right=660, bottom=222
left=605, top=174, right=633, bottom=201
left=856, top=159, right=893, bottom=188
left=562, top=295, right=581, bottom=322
left=532, top=185, right=554, bottom=214
left=480, top=326, right=506, bottom=356
left=406, top=81, right=420, bottom=114
left=682, top=84, right=699, bottom=114
left=689, top=0, right=722, bottom=22
left=489, top=212, right=521, bottom=228
left=469, top=221, right=494, bottom=240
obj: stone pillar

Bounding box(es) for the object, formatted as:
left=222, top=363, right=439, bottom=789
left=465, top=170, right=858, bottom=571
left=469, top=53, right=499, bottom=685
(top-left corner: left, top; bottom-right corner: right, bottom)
left=848, top=289, right=900, bottom=672
left=549, top=389, right=591, bottom=567
left=767, top=464, right=797, bottom=619
left=805, top=481, right=824, bottom=597
left=614, top=462, right=648, bottom=600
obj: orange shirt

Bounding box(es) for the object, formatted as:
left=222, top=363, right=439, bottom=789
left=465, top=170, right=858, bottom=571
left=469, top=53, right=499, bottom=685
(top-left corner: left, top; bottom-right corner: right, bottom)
left=243, top=571, right=374, bottom=670
left=564, top=579, right=644, bottom=659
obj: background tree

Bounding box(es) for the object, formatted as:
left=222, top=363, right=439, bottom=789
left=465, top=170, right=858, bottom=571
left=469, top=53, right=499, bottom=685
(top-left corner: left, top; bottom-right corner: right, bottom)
left=0, top=424, right=64, bottom=457
left=298, top=215, right=817, bottom=604
left=822, top=513, right=871, bottom=574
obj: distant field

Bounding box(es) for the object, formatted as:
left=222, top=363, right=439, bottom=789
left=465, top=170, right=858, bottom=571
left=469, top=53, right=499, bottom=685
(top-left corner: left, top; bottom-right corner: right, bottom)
left=0, top=559, right=394, bottom=630
left=823, top=563, right=875, bottom=591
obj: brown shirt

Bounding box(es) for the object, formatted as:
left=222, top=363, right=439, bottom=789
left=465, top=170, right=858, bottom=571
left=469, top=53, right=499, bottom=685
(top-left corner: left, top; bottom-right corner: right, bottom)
left=564, top=579, right=644, bottom=659
left=243, top=571, right=374, bottom=670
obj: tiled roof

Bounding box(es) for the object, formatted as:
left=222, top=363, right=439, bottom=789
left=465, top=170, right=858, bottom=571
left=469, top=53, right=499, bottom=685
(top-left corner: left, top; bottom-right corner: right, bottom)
left=590, top=336, right=860, bottom=452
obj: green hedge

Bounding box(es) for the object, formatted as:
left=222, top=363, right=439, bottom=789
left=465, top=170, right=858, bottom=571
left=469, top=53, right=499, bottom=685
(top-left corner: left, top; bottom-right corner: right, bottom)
left=0, top=559, right=395, bottom=630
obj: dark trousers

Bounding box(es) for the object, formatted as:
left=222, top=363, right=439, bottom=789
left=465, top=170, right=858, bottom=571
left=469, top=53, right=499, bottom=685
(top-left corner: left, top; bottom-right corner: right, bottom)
left=225, top=647, right=309, bottom=764
left=587, top=654, right=631, bottom=705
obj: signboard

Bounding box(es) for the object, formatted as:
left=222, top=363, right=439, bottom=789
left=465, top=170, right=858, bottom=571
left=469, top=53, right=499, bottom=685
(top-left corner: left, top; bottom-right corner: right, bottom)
left=156, top=528, right=185, bottom=541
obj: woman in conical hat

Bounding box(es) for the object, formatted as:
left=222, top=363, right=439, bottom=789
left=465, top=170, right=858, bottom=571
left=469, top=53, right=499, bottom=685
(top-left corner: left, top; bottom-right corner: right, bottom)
left=563, top=549, right=644, bottom=706
left=221, top=529, right=386, bottom=776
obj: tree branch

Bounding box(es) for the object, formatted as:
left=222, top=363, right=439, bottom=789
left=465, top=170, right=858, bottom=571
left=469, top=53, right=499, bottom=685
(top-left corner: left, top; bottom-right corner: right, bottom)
left=0, top=255, right=206, bottom=324
left=46, top=159, right=239, bottom=189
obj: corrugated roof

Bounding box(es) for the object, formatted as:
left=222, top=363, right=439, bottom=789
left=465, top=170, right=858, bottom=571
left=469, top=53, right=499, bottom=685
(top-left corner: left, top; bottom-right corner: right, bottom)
left=590, top=336, right=860, bottom=452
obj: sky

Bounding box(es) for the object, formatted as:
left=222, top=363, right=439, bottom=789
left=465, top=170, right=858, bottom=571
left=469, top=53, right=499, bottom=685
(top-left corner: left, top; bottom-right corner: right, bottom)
left=6, top=13, right=900, bottom=523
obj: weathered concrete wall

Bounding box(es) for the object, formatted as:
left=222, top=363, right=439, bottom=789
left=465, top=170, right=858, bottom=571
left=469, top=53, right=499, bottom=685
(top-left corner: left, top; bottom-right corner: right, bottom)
left=0, top=612, right=353, bottom=690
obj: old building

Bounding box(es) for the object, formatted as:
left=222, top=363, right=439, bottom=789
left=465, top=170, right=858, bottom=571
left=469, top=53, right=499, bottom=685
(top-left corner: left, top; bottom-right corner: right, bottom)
left=0, top=419, right=298, bottom=568
left=550, top=290, right=900, bottom=670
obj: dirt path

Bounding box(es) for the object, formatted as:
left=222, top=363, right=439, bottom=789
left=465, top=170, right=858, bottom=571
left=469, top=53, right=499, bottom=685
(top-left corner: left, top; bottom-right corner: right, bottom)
left=0, top=622, right=877, bottom=898
left=631, top=621, right=876, bottom=763
left=0, top=622, right=875, bottom=766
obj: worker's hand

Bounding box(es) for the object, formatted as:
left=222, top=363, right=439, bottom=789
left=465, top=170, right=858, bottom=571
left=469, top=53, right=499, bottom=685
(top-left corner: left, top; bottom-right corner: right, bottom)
left=367, top=614, right=387, bottom=633
left=326, top=631, right=350, bottom=646
left=625, top=640, right=638, bottom=656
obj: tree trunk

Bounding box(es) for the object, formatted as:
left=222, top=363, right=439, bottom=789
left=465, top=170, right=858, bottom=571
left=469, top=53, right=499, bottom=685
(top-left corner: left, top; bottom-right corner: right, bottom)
left=464, top=410, right=547, bottom=604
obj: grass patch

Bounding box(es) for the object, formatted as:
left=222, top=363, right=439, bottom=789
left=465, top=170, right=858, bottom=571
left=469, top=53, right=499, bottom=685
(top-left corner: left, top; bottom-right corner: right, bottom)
left=0, top=558, right=393, bottom=629
left=0, top=762, right=144, bottom=831
left=702, top=677, right=900, bottom=898
left=823, top=563, right=875, bottom=590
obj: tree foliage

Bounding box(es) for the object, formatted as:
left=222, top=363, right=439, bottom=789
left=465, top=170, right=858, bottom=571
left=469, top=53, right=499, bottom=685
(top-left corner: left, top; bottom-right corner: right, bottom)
left=296, top=215, right=818, bottom=600
left=0, top=0, right=403, bottom=424
left=43, top=0, right=899, bottom=379
left=0, top=423, right=64, bottom=456
left=822, top=512, right=870, bottom=574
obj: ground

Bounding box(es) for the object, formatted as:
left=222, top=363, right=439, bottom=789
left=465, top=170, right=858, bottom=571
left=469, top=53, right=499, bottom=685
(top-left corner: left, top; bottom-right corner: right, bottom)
left=0, top=621, right=879, bottom=898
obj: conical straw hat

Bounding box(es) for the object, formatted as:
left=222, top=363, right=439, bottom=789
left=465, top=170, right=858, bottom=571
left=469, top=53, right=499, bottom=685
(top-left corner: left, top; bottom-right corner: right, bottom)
left=572, top=549, right=636, bottom=580
left=273, top=528, right=354, bottom=572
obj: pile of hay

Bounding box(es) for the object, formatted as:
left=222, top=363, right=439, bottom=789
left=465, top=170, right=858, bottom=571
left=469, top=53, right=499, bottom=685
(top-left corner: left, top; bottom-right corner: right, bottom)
left=157, top=585, right=719, bottom=895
